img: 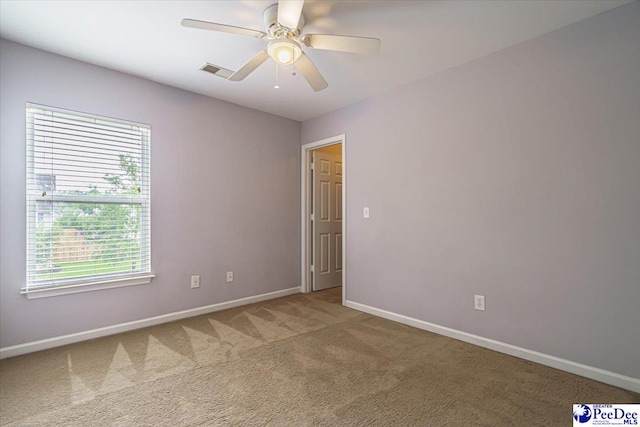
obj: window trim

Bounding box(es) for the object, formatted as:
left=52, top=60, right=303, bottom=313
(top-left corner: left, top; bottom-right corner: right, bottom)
left=24, top=103, right=153, bottom=297
left=21, top=274, right=156, bottom=299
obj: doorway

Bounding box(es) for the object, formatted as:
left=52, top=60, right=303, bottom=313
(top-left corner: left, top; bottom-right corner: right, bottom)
left=300, top=135, right=346, bottom=303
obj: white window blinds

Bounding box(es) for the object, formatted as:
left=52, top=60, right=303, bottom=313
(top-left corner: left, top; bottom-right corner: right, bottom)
left=25, top=104, right=151, bottom=293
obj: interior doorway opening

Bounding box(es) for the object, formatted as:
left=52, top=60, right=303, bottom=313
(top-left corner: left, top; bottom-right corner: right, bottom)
left=300, top=135, right=346, bottom=303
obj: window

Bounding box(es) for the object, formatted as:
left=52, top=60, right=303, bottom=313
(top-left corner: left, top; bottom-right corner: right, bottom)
left=24, top=104, right=152, bottom=298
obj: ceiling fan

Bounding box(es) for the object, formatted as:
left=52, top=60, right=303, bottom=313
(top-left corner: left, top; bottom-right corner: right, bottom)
left=181, top=0, right=381, bottom=92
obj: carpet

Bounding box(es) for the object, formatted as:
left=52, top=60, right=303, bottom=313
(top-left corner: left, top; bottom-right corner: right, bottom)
left=1, top=288, right=637, bottom=426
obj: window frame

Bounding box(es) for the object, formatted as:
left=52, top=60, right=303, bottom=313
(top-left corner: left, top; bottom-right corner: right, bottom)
left=23, top=103, right=154, bottom=299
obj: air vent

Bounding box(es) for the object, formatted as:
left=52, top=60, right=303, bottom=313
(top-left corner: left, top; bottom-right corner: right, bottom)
left=200, top=63, right=233, bottom=79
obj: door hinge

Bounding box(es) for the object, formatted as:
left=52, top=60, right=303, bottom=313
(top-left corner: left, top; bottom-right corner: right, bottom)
left=310, top=265, right=314, bottom=272
left=310, top=161, right=315, bottom=170
left=310, top=213, right=314, bottom=221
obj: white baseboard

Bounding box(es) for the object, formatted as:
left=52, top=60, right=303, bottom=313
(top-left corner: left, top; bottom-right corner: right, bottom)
left=345, top=300, right=640, bottom=393
left=0, top=287, right=300, bottom=359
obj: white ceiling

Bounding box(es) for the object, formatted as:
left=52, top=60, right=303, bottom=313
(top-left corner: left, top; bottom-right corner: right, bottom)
left=0, top=0, right=630, bottom=122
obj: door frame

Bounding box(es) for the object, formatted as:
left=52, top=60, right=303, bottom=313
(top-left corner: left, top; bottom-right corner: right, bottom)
left=300, top=134, right=346, bottom=304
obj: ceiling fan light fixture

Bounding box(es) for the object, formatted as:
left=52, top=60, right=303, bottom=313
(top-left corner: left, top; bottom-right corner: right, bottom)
left=268, top=39, right=302, bottom=65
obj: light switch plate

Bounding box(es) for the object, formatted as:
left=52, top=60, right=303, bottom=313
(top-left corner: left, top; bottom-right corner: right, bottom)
left=363, top=207, right=370, bottom=218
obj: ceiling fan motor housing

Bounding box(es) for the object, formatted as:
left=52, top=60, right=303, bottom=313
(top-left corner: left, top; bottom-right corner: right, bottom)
left=263, top=3, right=304, bottom=38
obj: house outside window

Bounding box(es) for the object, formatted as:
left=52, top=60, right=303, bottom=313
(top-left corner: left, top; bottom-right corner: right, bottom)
left=24, top=104, right=153, bottom=298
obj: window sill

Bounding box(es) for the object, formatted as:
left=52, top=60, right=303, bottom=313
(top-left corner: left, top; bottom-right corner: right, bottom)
left=22, top=274, right=155, bottom=299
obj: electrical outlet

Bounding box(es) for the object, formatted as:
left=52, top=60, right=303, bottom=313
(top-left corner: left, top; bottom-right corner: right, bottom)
left=363, top=207, right=370, bottom=218
left=191, top=275, right=200, bottom=289
left=226, top=271, right=234, bottom=283
left=474, top=295, right=485, bottom=311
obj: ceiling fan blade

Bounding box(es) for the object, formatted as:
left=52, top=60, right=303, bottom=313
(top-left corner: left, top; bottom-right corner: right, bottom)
left=228, top=51, right=270, bottom=81
left=181, top=18, right=266, bottom=39
left=302, top=34, right=381, bottom=54
left=277, top=0, right=305, bottom=30
left=295, top=52, right=328, bottom=92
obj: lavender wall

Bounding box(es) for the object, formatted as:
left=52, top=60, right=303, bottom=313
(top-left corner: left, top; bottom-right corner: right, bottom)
left=0, top=40, right=301, bottom=348
left=302, top=3, right=640, bottom=378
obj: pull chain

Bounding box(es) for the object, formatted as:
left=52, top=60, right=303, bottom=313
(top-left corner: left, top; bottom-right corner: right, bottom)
left=274, top=63, right=280, bottom=89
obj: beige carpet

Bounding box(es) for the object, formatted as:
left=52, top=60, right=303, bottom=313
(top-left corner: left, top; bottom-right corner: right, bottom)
left=1, top=288, right=637, bottom=426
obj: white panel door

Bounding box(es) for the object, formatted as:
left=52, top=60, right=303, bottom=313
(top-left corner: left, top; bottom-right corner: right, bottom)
left=312, top=150, right=342, bottom=291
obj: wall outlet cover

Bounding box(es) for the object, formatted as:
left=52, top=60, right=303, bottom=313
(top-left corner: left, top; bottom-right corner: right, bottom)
left=191, top=275, right=200, bottom=288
